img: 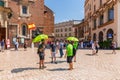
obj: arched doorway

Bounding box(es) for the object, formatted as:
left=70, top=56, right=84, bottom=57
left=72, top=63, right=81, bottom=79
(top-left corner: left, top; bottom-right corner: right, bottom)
left=93, top=33, right=96, bottom=41
left=107, top=29, right=114, bottom=40
left=99, top=31, right=103, bottom=42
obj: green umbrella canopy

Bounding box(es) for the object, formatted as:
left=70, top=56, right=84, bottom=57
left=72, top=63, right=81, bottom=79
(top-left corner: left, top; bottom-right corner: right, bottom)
left=32, top=34, right=48, bottom=43
left=67, top=37, right=79, bottom=41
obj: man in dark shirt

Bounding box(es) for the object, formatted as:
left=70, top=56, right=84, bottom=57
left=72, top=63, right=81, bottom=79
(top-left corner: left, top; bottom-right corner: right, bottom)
left=50, top=41, right=58, bottom=64
left=37, top=40, right=46, bottom=69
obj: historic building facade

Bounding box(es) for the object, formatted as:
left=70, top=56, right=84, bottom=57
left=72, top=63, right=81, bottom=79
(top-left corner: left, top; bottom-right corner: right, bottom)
left=0, top=0, right=54, bottom=47
left=82, top=0, right=120, bottom=47
left=54, top=20, right=81, bottom=40
left=73, top=20, right=85, bottom=41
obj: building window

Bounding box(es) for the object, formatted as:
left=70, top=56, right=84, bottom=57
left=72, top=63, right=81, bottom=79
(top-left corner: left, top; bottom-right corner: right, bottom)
left=65, top=28, right=67, bottom=31
left=20, top=5, right=31, bottom=17
left=58, top=29, right=59, bottom=32
left=0, top=1, right=4, bottom=7
left=108, top=7, right=114, bottom=21
left=69, top=28, right=71, bottom=31
left=100, top=15, right=104, bottom=25
left=69, top=33, right=71, bottom=36
left=22, top=6, right=27, bottom=14
left=56, top=29, right=57, bottom=32
left=65, top=33, right=67, bottom=37
left=22, top=25, right=27, bottom=36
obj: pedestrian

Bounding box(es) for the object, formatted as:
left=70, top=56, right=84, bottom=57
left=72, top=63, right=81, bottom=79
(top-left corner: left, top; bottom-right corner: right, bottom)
left=1, top=39, right=5, bottom=52
left=92, top=41, right=99, bottom=55
left=24, top=41, right=27, bottom=51
left=15, top=39, right=19, bottom=50
left=80, top=41, right=83, bottom=48
left=111, top=41, right=116, bottom=54
left=64, top=41, right=74, bottom=70
left=37, top=39, right=46, bottom=69
left=91, top=41, right=96, bottom=55
left=50, top=41, right=58, bottom=64
left=59, top=40, right=64, bottom=58
left=95, top=41, right=99, bottom=54
left=73, top=41, right=78, bottom=62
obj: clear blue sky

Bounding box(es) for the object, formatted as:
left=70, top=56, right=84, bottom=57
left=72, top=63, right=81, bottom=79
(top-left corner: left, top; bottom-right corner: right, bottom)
left=45, top=0, right=85, bottom=23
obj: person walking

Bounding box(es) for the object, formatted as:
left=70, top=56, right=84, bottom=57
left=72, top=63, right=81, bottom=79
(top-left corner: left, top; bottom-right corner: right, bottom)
left=50, top=41, right=58, bottom=64
left=92, top=41, right=99, bottom=55
left=1, top=39, right=5, bottom=52
left=37, top=40, right=46, bottom=69
left=91, top=41, right=96, bottom=55
left=111, top=41, right=116, bottom=54
left=95, top=41, right=99, bottom=54
left=59, top=41, right=64, bottom=58
left=64, top=41, right=74, bottom=70
left=15, top=39, right=19, bottom=50
left=24, top=41, right=27, bottom=51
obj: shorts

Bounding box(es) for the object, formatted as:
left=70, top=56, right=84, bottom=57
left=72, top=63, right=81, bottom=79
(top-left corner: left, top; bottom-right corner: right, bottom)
left=38, top=52, right=44, bottom=60
left=51, top=52, right=56, bottom=58
left=67, top=56, right=73, bottom=63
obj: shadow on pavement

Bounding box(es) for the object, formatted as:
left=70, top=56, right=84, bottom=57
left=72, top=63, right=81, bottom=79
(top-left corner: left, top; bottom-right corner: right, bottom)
left=0, top=70, right=3, bottom=72
left=57, top=61, right=66, bottom=63
left=11, top=67, right=38, bottom=73
left=10, top=50, right=23, bottom=51
left=47, top=68, right=68, bottom=71
left=41, top=61, right=66, bottom=64
left=85, top=54, right=93, bottom=56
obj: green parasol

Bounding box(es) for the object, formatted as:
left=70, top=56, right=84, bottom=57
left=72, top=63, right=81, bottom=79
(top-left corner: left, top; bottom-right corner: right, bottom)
left=67, top=37, right=79, bottom=41
left=32, top=34, right=48, bottom=43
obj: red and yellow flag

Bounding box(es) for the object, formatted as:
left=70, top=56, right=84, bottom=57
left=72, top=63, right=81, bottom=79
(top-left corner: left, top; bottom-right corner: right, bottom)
left=28, top=23, right=36, bottom=30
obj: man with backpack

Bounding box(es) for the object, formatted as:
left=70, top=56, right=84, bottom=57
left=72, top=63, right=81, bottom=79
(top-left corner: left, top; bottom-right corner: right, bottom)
left=64, top=41, right=74, bottom=70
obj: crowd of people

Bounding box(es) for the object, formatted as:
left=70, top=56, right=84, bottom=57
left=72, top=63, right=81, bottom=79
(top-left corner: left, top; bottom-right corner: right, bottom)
left=37, top=39, right=117, bottom=70
left=0, top=39, right=28, bottom=52
left=37, top=39, right=79, bottom=70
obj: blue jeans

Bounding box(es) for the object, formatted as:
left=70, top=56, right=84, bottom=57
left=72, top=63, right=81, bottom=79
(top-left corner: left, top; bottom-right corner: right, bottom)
left=59, top=48, right=64, bottom=57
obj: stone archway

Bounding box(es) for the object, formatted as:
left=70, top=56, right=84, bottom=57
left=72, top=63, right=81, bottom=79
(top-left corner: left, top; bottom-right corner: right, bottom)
left=99, top=31, right=103, bottom=42
left=93, top=33, right=96, bottom=41
left=107, top=29, right=114, bottom=40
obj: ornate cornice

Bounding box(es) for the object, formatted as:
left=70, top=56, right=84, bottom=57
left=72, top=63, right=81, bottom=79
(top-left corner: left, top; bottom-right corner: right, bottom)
left=91, top=0, right=117, bottom=20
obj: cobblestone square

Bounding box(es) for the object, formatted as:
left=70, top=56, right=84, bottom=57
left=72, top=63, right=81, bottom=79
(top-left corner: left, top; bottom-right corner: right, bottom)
left=0, top=48, right=120, bottom=80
